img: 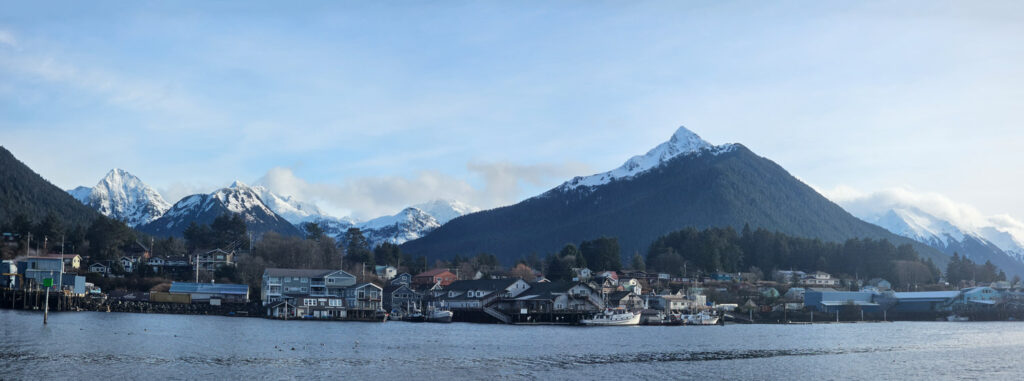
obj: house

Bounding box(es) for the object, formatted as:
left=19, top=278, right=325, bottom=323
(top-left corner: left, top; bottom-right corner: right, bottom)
left=800, top=271, right=841, bottom=287
left=88, top=262, right=110, bottom=275
left=438, top=279, right=531, bottom=309
left=194, top=249, right=235, bottom=272
left=167, top=281, right=250, bottom=304
left=146, top=257, right=165, bottom=273
left=588, top=276, right=617, bottom=296
left=261, top=268, right=357, bottom=305
left=294, top=295, right=348, bottom=319
left=374, top=265, right=398, bottom=281
left=646, top=291, right=704, bottom=312
left=960, top=286, right=1000, bottom=305
left=618, top=278, right=643, bottom=295
left=513, top=281, right=604, bottom=314
left=413, top=268, right=457, bottom=287
left=119, top=256, right=137, bottom=273
left=571, top=268, right=593, bottom=281
left=345, top=283, right=383, bottom=311
left=606, top=291, right=645, bottom=310
left=595, top=271, right=619, bottom=284
left=390, top=273, right=412, bottom=286
left=383, top=284, right=420, bottom=313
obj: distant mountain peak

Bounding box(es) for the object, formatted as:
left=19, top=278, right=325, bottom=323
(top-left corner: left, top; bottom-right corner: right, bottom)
left=411, top=199, right=480, bottom=224
left=558, top=125, right=735, bottom=190
left=229, top=180, right=250, bottom=189
left=67, top=168, right=170, bottom=227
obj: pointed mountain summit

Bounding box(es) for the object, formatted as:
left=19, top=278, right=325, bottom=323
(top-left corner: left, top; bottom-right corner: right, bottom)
left=356, top=207, right=441, bottom=248
left=67, top=168, right=171, bottom=227
left=402, top=126, right=946, bottom=266
left=560, top=126, right=734, bottom=190
left=139, top=181, right=300, bottom=238
left=411, top=199, right=481, bottom=224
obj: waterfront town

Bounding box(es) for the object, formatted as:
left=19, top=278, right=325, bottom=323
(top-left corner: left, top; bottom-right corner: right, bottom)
left=4, top=235, right=1024, bottom=325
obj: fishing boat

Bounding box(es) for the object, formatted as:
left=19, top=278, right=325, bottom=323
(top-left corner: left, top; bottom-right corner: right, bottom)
left=682, top=310, right=720, bottom=325
left=426, top=309, right=454, bottom=323
left=580, top=308, right=641, bottom=326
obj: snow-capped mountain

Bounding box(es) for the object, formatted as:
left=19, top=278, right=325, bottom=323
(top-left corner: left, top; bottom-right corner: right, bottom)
left=66, top=169, right=171, bottom=227
left=558, top=126, right=735, bottom=191
left=853, top=206, right=1024, bottom=276
left=411, top=199, right=480, bottom=224
left=355, top=207, right=441, bottom=248
left=249, top=185, right=357, bottom=237
left=138, top=181, right=300, bottom=238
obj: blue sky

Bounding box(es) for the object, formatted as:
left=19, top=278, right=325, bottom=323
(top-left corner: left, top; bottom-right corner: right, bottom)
left=1, top=1, right=1022, bottom=226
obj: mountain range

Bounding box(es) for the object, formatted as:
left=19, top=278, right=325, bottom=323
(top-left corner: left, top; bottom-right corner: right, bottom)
left=64, top=170, right=477, bottom=248
left=845, top=205, right=1024, bottom=277
left=401, top=126, right=952, bottom=267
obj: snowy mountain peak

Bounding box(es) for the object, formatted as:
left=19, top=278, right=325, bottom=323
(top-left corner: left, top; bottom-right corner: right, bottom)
left=67, top=169, right=171, bottom=227
left=558, top=125, right=736, bottom=190
left=411, top=199, right=481, bottom=224
left=212, top=185, right=273, bottom=215
left=356, top=207, right=440, bottom=247
left=229, top=180, right=250, bottom=190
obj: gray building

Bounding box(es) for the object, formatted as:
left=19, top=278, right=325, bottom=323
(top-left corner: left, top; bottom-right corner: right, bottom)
left=261, top=268, right=357, bottom=306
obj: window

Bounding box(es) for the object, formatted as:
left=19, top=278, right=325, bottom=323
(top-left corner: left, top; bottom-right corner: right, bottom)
left=329, top=299, right=343, bottom=307
left=301, top=278, right=308, bottom=283
left=301, top=287, right=307, bottom=292
left=303, top=299, right=317, bottom=306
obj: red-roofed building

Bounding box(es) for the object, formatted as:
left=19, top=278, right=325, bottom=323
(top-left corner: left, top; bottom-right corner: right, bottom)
left=413, top=268, right=457, bottom=287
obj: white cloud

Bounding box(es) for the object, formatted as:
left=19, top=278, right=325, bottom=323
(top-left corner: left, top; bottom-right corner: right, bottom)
left=253, top=162, right=590, bottom=220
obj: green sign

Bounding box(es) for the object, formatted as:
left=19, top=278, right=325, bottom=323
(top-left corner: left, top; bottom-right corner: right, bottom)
left=42, top=278, right=53, bottom=288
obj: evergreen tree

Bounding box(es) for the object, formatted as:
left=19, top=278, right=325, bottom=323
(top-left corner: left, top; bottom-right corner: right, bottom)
left=303, top=222, right=325, bottom=241
left=344, top=228, right=373, bottom=266
left=631, top=251, right=646, bottom=271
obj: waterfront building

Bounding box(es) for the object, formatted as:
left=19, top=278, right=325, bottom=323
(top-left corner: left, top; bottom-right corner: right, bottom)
left=413, top=268, right=457, bottom=287
left=168, top=282, right=250, bottom=304
left=19, top=256, right=64, bottom=290
left=3, top=259, right=17, bottom=288
left=344, top=283, right=383, bottom=311
left=878, top=291, right=959, bottom=315
left=383, top=284, right=420, bottom=312
left=513, top=281, right=604, bottom=314
left=606, top=290, right=645, bottom=310
left=803, top=289, right=880, bottom=313
left=261, top=268, right=357, bottom=305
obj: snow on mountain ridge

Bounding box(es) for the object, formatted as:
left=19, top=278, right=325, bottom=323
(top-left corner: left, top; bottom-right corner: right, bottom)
left=67, top=169, right=171, bottom=227
left=356, top=207, right=441, bottom=247
left=411, top=199, right=481, bottom=224
left=559, top=126, right=736, bottom=190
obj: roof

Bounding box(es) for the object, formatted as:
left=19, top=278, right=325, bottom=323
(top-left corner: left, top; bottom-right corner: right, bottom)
left=444, top=279, right=519, bottom=292
left=607, top=291, right=635, bottom=302
left=820, top=301, right=879, bottom=307
left=352, top=282, right=382, bottom=290
left=415, top=268, right=453, bottom=277
left=892, top=291, right=960, bottom=300
left=263, top=268, right=342, bottom=278
left=40, top=254, right=81, bottom=259
left=168, top=282, right=249, bottom=295
left=516, top=281, right=580, bottom=300
left=383, top=284, right=414, bottom=294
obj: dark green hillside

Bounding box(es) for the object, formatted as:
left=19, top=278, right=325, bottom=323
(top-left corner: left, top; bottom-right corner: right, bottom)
left=402, top=144, right=947, bottom=267
left=0, top=146, right=101, bottom=230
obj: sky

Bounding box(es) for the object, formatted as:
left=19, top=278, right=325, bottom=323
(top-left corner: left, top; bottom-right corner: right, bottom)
left=1, top=1, right=1022, bottom=224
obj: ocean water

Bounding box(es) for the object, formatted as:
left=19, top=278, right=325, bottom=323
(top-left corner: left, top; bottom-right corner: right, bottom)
left=2, top=309, right=1022, bottom=380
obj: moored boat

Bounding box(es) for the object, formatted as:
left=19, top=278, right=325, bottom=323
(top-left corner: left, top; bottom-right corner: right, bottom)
left=682, top=310, right=720, bottom=325
left=580, top=308, right=641, bottom=326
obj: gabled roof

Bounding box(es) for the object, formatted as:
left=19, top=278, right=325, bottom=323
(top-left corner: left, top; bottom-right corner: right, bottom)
left=383, top=284, right=416, bottom=294
left=444, top=279, right=519, bottom=293
left=515, top=281, right=584, bottom=300
left=415, top=268, right=453, bottom=277
left=352, top=282, right=382, bottom=290
left=607, top=291, right=636, bottom=302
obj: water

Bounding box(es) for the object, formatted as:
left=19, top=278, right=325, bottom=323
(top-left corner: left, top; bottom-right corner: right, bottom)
left=2, top=309, right=1023, bottom=380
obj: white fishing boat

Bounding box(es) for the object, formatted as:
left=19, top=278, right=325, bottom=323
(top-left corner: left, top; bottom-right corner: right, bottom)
left=682, top=310, right=720, bottom=325
left=580, top=308, right=641, bottom=326
left=946, top=314, right=969, bottom=322
left=427, top=309, right=454, bottom=323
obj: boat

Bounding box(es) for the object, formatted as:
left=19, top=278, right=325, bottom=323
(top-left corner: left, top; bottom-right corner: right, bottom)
left=580, top=308, right=641, bottom=326
left=426, top=309, right=454, bottom=323
left=946, top=314, right=969, bottom=322
left=682, top=310, right=720, bottom=325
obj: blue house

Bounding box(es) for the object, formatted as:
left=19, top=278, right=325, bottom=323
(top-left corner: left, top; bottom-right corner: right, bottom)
left=803, top=289, right=881, bottom=313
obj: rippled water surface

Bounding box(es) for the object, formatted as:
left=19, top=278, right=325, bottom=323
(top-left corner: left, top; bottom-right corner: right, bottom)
left=3, top=309, right=1023, bottom=380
